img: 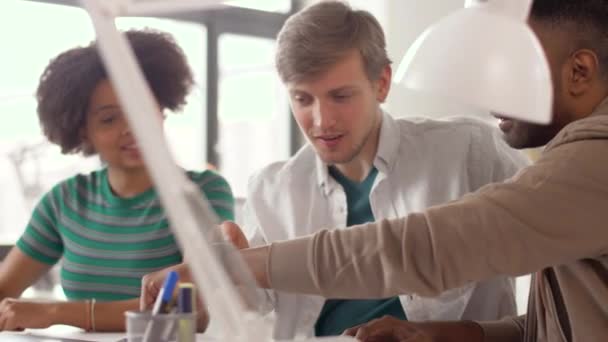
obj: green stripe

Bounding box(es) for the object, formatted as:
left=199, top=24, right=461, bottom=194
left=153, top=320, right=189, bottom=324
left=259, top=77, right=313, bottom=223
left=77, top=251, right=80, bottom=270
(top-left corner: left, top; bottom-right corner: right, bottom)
left=99, top=169, right=157, bottom=206
left=71, top=184, right=164, bottom=217
left=62, top=290, right=136, bottom=301
left=16, top=239, right=59, bottom=265
left=49, top=182, right=64, bottom=210
left=61, top=269, right=142, bottom=287
left=207, top=191, right=234, bottom=203
left=26, top=225, right=63, bottom=252
left=201, top=179, right=230, bottom=191
left=29, top=213, right=61, bottom=242
left=59, top=225, right=176, bottom=250
left=63, top=250, right=182, bottom=268
left=60, top=207, right=168, bottom=232
left=214, top=207, right=234, bottom=222
left=35, top=195, right=57, bottom=224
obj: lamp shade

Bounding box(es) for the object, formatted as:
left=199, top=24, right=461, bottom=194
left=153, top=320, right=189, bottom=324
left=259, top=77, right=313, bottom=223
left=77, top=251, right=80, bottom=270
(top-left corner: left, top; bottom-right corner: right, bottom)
left=395, top=1, right=553, bottom=124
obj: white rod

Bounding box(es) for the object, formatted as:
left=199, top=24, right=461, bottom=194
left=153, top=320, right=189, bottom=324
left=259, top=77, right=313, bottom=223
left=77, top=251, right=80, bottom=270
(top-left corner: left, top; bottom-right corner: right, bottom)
left=80, top=0, right=253, bottom=337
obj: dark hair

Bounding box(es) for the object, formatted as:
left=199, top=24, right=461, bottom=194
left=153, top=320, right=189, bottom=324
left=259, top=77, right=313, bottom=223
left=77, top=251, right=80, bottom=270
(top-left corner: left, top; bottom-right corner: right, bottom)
left=276, top=0, right=391, bottom=84
left=36, top=29, right=194, bottom=155
left=530, top=0, right=608, bottom=79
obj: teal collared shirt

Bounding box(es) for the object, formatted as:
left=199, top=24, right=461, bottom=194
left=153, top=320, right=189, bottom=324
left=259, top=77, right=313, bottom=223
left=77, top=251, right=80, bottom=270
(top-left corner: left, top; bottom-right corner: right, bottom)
left=314, top=166, right=407, bottom=337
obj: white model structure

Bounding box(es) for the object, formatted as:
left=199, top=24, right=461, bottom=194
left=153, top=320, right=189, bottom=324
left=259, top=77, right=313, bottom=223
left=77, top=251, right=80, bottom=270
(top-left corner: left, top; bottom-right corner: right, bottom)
left=80, top=0, right=551, bottom=340
left=81, top=0, right=352, bottom=340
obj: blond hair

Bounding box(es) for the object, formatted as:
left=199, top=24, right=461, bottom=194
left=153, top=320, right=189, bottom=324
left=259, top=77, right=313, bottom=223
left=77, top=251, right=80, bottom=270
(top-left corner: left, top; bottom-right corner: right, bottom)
left=276, top=1, right=391, bottom=84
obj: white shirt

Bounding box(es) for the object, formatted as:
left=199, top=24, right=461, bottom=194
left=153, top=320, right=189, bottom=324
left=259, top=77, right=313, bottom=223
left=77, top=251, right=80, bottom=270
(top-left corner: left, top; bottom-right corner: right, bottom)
left=244, top=113, right=530, bottom=339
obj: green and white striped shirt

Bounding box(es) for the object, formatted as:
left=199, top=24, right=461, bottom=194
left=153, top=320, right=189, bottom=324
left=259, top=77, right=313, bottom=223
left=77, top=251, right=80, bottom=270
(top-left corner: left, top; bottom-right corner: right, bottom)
left=17, top=168, right=234, bottom=301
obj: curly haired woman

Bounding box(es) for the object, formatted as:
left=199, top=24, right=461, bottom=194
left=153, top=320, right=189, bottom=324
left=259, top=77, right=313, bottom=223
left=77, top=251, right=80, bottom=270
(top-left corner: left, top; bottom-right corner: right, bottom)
left=0, top=29, right=232, bottom=332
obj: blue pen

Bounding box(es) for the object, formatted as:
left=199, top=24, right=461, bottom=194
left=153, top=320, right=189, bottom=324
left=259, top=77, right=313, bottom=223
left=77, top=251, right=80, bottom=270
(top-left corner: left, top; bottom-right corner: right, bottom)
left=152, top=271, right=179, bottom=314
left=142, top=271, right=179, bottom=342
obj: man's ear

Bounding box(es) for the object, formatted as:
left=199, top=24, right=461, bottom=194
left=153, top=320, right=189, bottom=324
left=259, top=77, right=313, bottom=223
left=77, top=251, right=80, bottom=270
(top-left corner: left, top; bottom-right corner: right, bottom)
left=566, top=49, right=600, bottom=97
left=376, top=64, right=392, bottom=103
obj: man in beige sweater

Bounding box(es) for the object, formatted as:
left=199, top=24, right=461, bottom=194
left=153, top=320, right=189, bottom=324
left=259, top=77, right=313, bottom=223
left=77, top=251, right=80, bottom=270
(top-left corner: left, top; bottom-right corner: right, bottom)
left=142, top=1, right=608, bottom=341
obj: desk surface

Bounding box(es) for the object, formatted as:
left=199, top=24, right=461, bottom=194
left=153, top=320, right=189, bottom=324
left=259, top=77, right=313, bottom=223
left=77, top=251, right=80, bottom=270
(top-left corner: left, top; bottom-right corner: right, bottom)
left=2, top=325, right=355, bottom=341
left=1, top=325, right=212, bottom=341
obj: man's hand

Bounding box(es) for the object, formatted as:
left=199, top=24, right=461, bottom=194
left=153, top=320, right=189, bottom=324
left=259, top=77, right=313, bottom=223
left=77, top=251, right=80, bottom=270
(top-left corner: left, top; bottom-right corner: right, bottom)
left=0, top=298, right=57, bottom=331
left=343, top=316, right=433, bottom=342
left=220, top=221, right=249, bottom=249
left=344, top=316, right=486, bottom=342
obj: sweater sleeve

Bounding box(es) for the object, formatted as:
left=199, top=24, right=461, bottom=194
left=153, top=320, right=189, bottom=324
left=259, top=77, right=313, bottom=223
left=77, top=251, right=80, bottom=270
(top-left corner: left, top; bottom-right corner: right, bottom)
left=268, top=140, right=608, bottom=300
left=195, top=170, right=235, bottom=222
left=16, top=184, right=64, bottom=265
left=479, top=315, right=526, bottom=342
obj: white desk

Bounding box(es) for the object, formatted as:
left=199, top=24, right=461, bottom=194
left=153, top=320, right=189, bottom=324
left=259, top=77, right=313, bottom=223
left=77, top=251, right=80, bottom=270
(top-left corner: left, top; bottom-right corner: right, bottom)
left=2, top=326, right=123, bottom=342
left=2, top=325, right=213, bottom=341
left=3, top=325, right=354, bottom=341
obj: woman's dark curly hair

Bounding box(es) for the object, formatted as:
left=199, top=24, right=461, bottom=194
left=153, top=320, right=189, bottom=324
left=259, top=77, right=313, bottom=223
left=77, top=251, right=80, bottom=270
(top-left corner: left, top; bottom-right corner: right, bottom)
left=36, top=29, right=194, bottom=155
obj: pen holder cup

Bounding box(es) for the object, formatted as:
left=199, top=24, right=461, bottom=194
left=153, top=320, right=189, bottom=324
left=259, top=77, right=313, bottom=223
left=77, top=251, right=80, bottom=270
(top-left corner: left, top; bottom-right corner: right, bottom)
left=125, top=310, right=196, bottom=342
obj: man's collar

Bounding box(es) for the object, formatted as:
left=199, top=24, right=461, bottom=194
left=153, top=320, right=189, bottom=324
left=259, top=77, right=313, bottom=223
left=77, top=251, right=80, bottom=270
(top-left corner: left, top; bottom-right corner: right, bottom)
left=374, top=112, right=400, bottom=174
left=590, top=95, right=608, bottom=117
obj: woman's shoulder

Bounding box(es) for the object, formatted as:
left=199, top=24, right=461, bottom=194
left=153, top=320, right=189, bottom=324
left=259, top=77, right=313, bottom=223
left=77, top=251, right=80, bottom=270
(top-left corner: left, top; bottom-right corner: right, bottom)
left=186, top=169, right=230, bottom=189
left=44, top=169, right=105, bottom=199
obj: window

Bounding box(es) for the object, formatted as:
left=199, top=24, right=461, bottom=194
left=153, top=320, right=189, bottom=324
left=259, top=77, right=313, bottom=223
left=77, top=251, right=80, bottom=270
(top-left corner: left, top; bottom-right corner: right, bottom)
left=217, top=34, right=290, bottom=196
left=0, top=1, right=98, bottom=241
left=0, top=1, right=208, bottom=242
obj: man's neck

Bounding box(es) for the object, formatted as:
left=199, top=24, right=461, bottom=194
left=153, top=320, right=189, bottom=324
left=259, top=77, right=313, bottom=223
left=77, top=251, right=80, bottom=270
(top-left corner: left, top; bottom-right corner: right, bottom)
left=107, top=166, right=153, bottom=198
left=333, top=114, right=382, bottom=182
